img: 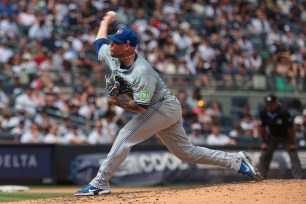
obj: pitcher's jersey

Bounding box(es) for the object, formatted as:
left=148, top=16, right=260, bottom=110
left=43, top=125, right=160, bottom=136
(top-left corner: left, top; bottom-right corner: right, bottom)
left=98, top=43, right=172, bottom=108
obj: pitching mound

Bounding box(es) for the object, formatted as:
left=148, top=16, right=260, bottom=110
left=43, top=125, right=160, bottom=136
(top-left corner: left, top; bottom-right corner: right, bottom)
left=14, top=179, right=306, bottom=204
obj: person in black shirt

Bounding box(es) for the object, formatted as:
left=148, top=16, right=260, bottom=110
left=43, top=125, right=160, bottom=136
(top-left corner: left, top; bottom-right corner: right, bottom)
left=258, top=94, right=302, bottom=179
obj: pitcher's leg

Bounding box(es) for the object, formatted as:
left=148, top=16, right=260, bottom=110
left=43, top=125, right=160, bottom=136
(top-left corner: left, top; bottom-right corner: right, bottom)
left=90, top=102, right=180, bottom=189
left=157, top=119, right=241, bottom=171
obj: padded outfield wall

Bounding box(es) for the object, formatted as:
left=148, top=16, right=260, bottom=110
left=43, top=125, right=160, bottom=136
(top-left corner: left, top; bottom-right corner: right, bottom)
left=0, top=144, right=305, bottom=185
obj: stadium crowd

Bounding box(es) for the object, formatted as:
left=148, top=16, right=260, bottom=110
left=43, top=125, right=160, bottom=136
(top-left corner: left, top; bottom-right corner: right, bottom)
left=0, top=0, right=305, bottom=146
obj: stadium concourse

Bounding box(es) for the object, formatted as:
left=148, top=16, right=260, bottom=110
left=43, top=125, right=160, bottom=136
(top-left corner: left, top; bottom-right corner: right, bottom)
left=0, top=0, right=305, bottom=147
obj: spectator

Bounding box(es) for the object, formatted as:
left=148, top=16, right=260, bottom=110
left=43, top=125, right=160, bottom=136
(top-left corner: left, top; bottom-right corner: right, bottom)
left=79, top=96, right=101, bottom=120
left=186, top=88, right=202, bottom=110
left=34, top=106, right=51, bottom=126
left=3, top=73, right=25, bottom=99
left=194, top=59, right=212, bottom=88
left=0, top=15, right=19, bottom=39
left=193, top=102, right=212, bottom=129
left=68, top=100, right=88, bottom=125
left=20, top=123, right=44, bottom=143
left=188, top=123, right=206, bottom=145
left=101, top=110, right=118, bottom=140
left=7, top=109, right=31, bottom=130
left=14, top=86, right=37, bottom=116
left=44, top=123, right=65, bottom=144
left=206, top=124, right=237, bottom=146
left=222, top=63, right=237, bottom=88
left=240, top=113, right=259, bottom=138
left=288, top=56, right=305, bottom=90
left=0, top=80, right=9, bottom=110
left=176, top=89, right=189, bottom=108
left=19, top=52, right=38, bottom=75
left=63, top=123, right=87, bottom=144
left=0, top=41, right=14, bottom=64
left=30, top=79, right=45, bottom=107
left=0, top=109, right=11, bottom=130
left=249, top=10, right=271, bottom=34
left=293, top=116, right=305, bottom=147
left=58, top=114, right=71, bottom=137
left=17, top=0, right=37, bottom=33
left=229, top=123, right=244, bottom=138
left=206, top=99, right=222, bottom=119
left=0, top=0, right=18, bottom=16
left=10, top=117, right=26, bottom=141
left=88, top=120, right=114, bottom=144
left=247, top=49, right=263, bottom=75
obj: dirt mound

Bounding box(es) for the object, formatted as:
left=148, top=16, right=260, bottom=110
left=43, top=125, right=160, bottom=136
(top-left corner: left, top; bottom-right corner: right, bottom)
left=12, top=179, right=306, bottom=204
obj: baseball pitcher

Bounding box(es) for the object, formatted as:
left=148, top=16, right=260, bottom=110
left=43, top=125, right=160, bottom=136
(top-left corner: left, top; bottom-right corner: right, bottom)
left=75, top=11, right=262, bottom=196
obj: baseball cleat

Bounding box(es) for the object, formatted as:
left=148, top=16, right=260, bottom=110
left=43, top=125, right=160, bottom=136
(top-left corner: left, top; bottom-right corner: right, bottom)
left=74, top=184, right=110, bottom=196
left=238, top=151, right=263, bottom=181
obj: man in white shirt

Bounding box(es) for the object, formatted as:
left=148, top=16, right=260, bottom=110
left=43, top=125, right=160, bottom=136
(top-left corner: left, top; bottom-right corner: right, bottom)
left=0, top=41, right=13, bottom=63
left=63, top=123, right=87, bottom=144
left=20, top=123, right=44, bottom=143
left=44, top=123, right=65, bottom=144
left=14, top=86, right=37, bottom=116
left=207, top=124, right=237, bottom=146
left=88, top=120, right=114, bottom=144
left=188, top=123, right=206, bottom=145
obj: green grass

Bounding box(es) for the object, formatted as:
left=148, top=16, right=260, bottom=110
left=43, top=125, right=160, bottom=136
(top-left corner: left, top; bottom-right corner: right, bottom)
left=0, top=193, right=70, bottom=202
left=0, top=185, right=172, bottom=202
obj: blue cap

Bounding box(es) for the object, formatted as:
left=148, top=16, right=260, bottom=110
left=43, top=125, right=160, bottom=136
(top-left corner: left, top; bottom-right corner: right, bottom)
left=107, top=28, right=138, bottom=47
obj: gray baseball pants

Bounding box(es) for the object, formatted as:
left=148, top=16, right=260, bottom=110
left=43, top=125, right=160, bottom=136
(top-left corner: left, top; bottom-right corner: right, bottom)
left=90, top=96, right=242, bottom=189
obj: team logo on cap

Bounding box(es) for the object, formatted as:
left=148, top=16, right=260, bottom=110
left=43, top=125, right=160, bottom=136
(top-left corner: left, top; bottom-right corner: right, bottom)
left=117, top=29, right=123, bottom=34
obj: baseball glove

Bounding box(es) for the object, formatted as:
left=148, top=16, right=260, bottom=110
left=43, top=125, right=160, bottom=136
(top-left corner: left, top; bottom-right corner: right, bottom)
left=105, top=70, right=132, bottom=96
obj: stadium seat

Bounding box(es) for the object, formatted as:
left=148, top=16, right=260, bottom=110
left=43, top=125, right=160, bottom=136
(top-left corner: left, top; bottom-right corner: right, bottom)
left=252, top=75, right=267, bottom=90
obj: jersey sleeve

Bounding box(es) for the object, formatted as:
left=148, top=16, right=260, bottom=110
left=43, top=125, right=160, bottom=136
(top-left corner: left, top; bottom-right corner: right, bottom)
left=132, top=73, right=156, bottom=109
left=93, top=38, right=117, bottom=70
left=93, top=38, right=109, bottom=55
left=93, top=38, right=112, bottom=63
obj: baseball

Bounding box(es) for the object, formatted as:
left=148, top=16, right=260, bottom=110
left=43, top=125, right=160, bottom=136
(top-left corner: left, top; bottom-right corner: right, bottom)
left=107, top=11, right=118, bottom=22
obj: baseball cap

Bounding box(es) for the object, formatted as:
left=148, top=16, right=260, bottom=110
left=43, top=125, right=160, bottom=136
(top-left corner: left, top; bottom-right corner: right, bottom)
left=294, top=116, right=303, bottom=125
left=265, top=94, right=278, bottom=104
left=107, top=28, right=138, bottom=47
left=191, top=123, right=202, bottom=130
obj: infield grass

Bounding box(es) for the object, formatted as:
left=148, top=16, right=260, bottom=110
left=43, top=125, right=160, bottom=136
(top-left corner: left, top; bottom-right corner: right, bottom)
left=0, top=192, right=70, bottom=202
